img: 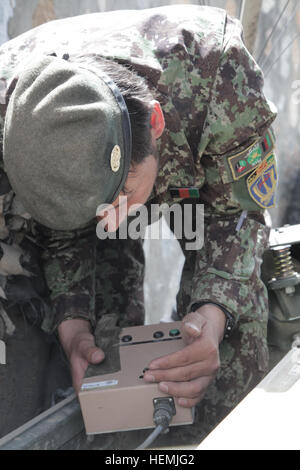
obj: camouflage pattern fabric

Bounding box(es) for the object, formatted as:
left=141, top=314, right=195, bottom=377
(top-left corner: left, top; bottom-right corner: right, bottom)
left=0, top=4, right=276, bottom=332
left=0, top=5, right=277, bottom=443
left=167, top=214, right=269, bottom=447
left=94, top=235, right=145, bottom=328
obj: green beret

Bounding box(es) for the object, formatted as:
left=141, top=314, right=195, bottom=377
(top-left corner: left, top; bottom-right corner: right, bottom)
left=3, top=55, right=131, bottom=230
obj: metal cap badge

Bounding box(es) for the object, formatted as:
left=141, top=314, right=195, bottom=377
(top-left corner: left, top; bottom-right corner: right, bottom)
left=111, top=145, right=121, bottom=172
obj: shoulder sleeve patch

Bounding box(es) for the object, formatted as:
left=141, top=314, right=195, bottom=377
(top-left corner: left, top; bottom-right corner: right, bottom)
left=246, top=152, right=277, bottom=209
left=227, top=128, right=275, bottom=181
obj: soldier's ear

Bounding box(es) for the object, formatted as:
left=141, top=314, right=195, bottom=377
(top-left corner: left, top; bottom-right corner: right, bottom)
left=150, top=100, right=165, bottom=139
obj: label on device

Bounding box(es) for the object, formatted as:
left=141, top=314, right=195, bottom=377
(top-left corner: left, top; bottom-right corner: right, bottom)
left=81, top=379, right=118, bottom=390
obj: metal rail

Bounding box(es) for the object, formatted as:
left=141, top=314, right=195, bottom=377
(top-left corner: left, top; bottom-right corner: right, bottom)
left=0, top=393, right=84, bottom=450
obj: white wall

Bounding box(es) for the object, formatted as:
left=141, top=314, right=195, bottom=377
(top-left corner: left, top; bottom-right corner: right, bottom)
left=0, top=0, right=14, bottom=44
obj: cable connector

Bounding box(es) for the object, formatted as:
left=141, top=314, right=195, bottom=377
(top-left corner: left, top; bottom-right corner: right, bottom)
left=136, top=397, right=176, bottom=450
left=153, top=397, right=176, bottom=430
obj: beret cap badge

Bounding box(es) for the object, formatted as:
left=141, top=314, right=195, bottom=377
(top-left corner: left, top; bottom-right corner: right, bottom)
left=110, top=145, right=121, bottom=172
left=3, top=55, right=132, bottom=230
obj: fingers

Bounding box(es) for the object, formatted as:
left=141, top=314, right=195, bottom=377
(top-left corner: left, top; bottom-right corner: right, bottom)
left=145, top=354, right=219, bottom=384
left=71, top=358, right=87, bottom=394
left=170, top=376, right=213, bottom=408
left=69, top=333, right=105, bottom=394
left=148, top=334, right=217, bottom=372
left=73, top=333, right=105, bottom=364
left=144, top=344, right=220, bottom=409
left=144, top=324, right=220, bottom=408
left=144, top=310, right=225, bottom=409
left=181, top=312, right=206, bottom=344
left=148, top=315, right=207, bottom=371
left=80, top=342, right=105, bottom=364
left=157, top=376, right=213, bottom=408
left=159, top=375, right=214, bottom=409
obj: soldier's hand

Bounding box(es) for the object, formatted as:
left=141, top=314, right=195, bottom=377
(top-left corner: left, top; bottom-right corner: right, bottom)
left=143, top=305, right=226, bottom=408
left=58, top=318, right=105, bottom=394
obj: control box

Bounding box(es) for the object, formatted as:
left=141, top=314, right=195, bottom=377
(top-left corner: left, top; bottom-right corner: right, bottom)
left=78, top=321, right=194, bottom=435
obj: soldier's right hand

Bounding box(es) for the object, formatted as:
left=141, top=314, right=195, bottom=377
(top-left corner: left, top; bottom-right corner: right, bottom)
left=58, top=318, right=105, bottom=394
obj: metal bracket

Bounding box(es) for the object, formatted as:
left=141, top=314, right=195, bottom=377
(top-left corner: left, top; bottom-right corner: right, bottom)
left=269, top=225, right=300, bottom=248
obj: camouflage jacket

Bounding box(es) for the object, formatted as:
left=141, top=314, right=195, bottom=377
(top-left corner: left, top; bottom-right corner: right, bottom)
left=0, top=5, right=277, bottom=335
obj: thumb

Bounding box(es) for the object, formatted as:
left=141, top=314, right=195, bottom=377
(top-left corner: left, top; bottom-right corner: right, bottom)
left=182, top=312, right=206, bottom=344
left=88, top=347, right=105, bottom=364
left=78, top=336, right=105, bottom=364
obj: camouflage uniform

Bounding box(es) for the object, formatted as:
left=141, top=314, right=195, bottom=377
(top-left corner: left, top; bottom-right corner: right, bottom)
left=0, top=5, right=277, bottom=445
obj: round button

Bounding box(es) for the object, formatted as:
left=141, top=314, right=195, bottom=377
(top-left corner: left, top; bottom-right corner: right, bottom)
left=169, top=329, right=180, bottom=337
left=153, top=331, right=164, bottom=339
left=121, top=335, right=132, bottom=343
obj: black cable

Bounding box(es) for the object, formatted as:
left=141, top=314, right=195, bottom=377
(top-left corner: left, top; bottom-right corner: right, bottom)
left=257, top=0, right=291, bottom=64
left=136, top=424, right=165, bottom=450
left=135, top=397, right=176, bottom=450
left=265, top=30, right=300, bottom=77
left=260, top=0, right=299, bottom=69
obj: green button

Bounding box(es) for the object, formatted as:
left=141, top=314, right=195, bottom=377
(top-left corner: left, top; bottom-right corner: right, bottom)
left=169, top=329, right=180, bottom=337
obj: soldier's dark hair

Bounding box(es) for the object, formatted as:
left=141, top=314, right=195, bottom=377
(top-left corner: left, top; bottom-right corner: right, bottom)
left=69, top=54, right=156, bottom=167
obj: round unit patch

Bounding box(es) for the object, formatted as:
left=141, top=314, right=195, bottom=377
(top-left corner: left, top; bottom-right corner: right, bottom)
left=110, top=145, right=121, bottom=172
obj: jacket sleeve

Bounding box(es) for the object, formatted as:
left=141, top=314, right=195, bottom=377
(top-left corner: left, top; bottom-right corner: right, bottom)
left=188, top=15, right=277, bottom=324
left=37, top=222, right=97, bottom=333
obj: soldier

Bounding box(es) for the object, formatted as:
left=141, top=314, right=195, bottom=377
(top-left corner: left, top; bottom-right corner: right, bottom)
left=0, top=5, right=277, bottom=446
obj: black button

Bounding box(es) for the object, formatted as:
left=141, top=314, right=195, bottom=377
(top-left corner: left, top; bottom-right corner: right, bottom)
left=153, top=331, right=164, bottom=339
left=121, top=335, right=132, bottom=343
left=169, top=329, right=180, bottom=337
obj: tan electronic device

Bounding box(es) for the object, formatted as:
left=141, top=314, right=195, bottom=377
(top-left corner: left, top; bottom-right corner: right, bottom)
left=79, top=320, right=194, bottom=435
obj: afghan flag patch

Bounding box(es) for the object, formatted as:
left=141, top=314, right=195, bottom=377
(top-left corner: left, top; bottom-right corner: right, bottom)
left=246, top=153, right=278, bottom=209
left=169, top=187, right=200, bottom=199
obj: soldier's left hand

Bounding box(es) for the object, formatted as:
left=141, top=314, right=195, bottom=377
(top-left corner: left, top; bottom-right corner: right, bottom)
left=143, top=305, right=226, bottom=408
